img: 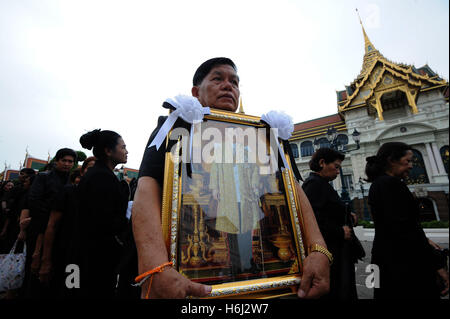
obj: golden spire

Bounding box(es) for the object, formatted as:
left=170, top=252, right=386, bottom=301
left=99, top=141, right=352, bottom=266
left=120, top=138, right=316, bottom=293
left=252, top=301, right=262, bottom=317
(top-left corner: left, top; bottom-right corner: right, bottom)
left=355, top=8, right=384, bottom=80
left=238, top=96, right=245, bottom=114
left=356, top=8, right=376, bottom=54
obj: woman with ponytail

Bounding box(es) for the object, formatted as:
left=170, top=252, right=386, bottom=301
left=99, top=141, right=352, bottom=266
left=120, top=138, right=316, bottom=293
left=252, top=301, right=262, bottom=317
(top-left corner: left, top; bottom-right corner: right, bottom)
left=365, top=142, right=448, bottom=299
left=77, top=129, right=129, bottom=298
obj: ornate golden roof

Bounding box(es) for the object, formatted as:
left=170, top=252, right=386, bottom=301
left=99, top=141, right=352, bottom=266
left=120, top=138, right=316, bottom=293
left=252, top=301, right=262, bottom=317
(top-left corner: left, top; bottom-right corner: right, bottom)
left=337, top=15, right=448, bottom=119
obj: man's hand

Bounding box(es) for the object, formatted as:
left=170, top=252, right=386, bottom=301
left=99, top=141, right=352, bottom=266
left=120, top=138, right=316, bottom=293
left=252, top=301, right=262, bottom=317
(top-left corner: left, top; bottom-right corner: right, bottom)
left=428, top=238, right=442, bottom=250
left=143, top=268, right=212, bottom=299
left=20, top=217, right=31, bottom=230
left=437, top=268, right=449, bottom=297
left=17, top=230, right=27, bottom=242
left=343, top=225, right=352, bottom=241
left=297, top=252, right=330, bottom=299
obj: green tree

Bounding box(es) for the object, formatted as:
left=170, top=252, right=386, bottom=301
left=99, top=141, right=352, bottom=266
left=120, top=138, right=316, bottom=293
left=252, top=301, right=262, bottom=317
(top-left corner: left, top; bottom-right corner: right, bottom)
left=76, top=151, right=87, bottom=163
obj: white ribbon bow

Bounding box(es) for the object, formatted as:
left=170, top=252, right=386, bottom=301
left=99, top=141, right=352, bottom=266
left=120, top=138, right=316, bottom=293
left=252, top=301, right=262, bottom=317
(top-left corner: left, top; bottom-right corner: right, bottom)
left=149, top=95, right=211, bottom=152
left=261, top=110, right=294, bottom=170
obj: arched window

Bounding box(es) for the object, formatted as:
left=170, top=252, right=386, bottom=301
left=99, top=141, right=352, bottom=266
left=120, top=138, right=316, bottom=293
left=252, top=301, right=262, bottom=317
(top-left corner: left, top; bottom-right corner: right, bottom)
left=440, top=145, right=449, bottom=174
left=316, top=138, right=330, bottom=149
left=300, top=141, right=314, bottom=157
left=290, top=143, right=299, bottom=158
left=405, top=149, right=429, bottom=185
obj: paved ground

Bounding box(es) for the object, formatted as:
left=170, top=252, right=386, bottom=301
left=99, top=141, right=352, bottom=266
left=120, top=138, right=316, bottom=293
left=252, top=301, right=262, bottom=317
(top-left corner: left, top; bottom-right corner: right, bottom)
left=355, top=241, right=449, bottom=299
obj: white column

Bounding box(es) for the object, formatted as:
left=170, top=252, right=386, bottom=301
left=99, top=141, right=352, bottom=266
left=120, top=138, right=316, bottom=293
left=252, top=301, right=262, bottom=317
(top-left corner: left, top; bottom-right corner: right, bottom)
left=425, top=143, right=438, bottom=176
left=431, top=143, right=446, bottom=175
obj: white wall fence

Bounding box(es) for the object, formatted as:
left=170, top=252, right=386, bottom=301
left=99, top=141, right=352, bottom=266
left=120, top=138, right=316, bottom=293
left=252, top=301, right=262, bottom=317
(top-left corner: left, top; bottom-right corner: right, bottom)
left=354, top=226, right=449, bottom=244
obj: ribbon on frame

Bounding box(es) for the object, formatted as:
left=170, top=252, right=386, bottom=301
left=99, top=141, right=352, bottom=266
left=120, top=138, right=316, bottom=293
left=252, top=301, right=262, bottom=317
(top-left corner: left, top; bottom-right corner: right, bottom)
left=148, top=95, right=211, bottom=159
left=260, top=110, right=294, bottom=171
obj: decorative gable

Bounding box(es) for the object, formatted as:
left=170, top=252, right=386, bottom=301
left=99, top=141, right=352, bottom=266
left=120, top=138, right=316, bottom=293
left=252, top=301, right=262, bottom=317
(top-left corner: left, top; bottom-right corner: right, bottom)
left=337, top=21, right=448, bottom=121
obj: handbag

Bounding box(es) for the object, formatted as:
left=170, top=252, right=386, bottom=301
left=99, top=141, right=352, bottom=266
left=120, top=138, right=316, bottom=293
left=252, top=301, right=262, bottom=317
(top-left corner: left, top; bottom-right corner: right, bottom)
left=0, top=240, right=27, bottom=292
left=344, top=210, right=365, bottom=262
left=349, top=231, right=366, bottom=262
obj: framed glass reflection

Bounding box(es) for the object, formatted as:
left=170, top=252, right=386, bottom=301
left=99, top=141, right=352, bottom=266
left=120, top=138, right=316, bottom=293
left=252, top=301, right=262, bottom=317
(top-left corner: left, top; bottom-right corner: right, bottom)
left=161, top=109, right=306, bottom=298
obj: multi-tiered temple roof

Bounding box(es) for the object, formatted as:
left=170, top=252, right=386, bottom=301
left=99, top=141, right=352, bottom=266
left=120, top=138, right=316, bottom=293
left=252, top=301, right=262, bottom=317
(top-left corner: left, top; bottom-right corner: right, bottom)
left=337, top=18, right=448, bottom=120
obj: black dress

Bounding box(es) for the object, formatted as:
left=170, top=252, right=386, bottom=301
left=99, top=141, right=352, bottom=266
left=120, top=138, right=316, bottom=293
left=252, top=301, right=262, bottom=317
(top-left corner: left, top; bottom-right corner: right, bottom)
left=368, top=174, right=444, bottom=299
left=302, top=172, right=357, bottom=300
left=77, top=161, right=128, bottom=298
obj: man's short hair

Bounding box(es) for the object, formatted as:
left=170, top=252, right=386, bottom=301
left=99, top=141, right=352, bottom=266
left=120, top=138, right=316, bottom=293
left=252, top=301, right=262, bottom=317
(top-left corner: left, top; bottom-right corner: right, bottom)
left=20, top=168, right=36, bottom=176
left=54, top=148, right=77, bottom=161
left=309, top=148, right=345, bottom=172
left=193, top=57, right=237, bottom=86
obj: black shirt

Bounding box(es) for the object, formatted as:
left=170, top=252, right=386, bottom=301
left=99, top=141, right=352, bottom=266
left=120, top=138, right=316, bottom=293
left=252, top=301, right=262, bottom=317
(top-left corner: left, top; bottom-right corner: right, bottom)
left=28, top=169, right=69, bottom=236
left=302, top=172, right=346, bottom=254
left=77, top=161, right=129, bottom=297
left=368, top=174, right=444, bottom=269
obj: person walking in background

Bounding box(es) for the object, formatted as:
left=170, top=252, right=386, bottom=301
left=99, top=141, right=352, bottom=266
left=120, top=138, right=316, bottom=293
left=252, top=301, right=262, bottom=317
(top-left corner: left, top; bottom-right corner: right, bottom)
left=78, top=130, right=129, bottom=298
left=302, top=147, right=358, bottom=300
left=4, top=172, right=36, bottom=299
left=25, top=148, right=76, bottom=298
left=38, top=156, right=96, bottom=297
left=0, top=169, right=36, bottom=254
left=365, top=142, right=449, bottom=299
left=17, top=173, right=36, bottom=244
left=0, top=181, right=16, bottom=253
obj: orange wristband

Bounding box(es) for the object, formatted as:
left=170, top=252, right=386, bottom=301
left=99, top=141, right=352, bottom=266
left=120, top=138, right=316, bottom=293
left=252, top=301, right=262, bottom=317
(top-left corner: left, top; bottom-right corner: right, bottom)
left=135, top=261, right=173, bottom=299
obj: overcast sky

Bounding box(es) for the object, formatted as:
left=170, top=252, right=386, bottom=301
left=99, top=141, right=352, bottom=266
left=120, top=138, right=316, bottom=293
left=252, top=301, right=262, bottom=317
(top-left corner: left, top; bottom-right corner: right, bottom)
left=1, top=0, right=448, bottom=171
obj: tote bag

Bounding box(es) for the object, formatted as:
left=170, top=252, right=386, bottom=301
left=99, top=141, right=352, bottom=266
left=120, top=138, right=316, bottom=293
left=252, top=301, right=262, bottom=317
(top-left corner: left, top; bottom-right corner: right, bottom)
left=0, top=240, right=27, bottom=292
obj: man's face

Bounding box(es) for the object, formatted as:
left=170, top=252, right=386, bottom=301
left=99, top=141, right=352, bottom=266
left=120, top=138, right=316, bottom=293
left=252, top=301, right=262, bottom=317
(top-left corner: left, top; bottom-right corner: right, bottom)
left=192, top=64, right=240, bottom=112
left=19, top=171, right=27, bottom=183
left=4, top=182, right=14, bottom=191
left=23, top=177, right=32, bottom=189
left=54, top=155, right=75, bottom=173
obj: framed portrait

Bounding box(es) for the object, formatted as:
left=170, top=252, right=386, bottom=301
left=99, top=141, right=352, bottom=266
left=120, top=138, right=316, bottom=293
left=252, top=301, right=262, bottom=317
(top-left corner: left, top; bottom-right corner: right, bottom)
left=160, top=108, right=307, bottom=298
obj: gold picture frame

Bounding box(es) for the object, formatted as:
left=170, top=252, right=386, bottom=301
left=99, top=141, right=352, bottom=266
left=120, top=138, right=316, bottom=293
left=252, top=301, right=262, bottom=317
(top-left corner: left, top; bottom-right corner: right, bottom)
left=161, top=109, right=306, bottom=298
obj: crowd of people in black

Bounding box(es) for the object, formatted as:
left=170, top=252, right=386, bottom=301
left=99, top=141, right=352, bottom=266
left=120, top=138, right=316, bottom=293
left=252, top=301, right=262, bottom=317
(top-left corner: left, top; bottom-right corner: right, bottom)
left=0, top=130, right=139, bottom=299
left=1, top=57, right=448, bottom=300
left=2, top=140, right=447, bottom=300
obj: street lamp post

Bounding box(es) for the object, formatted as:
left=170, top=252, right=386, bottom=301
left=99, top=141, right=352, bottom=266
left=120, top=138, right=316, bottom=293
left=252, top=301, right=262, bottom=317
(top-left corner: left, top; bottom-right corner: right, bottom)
left=358, top=177, right=370, bottom=221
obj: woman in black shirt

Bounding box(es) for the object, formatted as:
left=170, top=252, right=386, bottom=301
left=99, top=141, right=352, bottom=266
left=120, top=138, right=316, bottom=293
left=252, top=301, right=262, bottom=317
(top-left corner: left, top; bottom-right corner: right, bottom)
left=366, top=142, right=449, bottom=299
left=302, top=147, right=358, bottom=300
left=77, top=129, right=129, bottom=298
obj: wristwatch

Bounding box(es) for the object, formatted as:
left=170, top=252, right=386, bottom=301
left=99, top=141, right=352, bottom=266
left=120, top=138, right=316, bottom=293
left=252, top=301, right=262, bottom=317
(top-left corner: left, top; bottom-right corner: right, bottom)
left=309, top=244, right=333, bottom=265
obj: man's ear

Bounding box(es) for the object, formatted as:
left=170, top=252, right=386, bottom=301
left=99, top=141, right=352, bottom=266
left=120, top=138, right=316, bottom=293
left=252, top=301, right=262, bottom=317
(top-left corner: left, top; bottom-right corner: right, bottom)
left=191, top=86, right=199, bottom=98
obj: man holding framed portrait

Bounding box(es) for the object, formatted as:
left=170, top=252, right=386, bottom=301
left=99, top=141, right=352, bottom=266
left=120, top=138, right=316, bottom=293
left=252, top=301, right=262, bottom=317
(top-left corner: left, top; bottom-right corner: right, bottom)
left=132, top=57, right=331, bottom=299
